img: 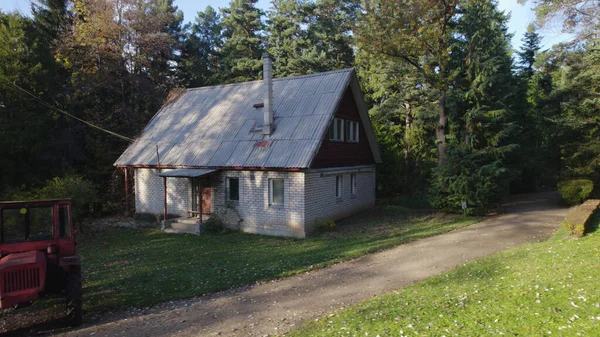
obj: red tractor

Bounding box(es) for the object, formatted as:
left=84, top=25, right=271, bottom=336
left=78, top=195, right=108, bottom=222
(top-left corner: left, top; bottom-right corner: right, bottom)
left=0, top=199, right=82, bottom=325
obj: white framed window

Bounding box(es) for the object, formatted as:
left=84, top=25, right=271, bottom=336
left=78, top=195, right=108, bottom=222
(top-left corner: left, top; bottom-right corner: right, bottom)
left=228, top=177, right=239, bottom=201
left=269, top=178, right=284, bottom=205
left=335, top=175, right=343, bottom=199
left=350, top=174, right=357, bottom=195
left=329, top=118, right=344, bottom=141
left=346, top=121, right=359, bottom=143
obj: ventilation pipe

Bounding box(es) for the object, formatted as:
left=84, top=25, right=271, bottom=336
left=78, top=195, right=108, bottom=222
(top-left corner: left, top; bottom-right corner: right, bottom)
left=262, top=53, right=274, bottom=135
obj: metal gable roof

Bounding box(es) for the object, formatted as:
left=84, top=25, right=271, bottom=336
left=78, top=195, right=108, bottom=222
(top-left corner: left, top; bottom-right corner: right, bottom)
left=114, top=68, right=365, bottom=169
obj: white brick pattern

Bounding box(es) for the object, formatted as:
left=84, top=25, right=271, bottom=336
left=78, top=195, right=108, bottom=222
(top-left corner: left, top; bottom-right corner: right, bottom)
left=133, top=166, right=376, bottom=237
left=304, top=168, right=376, bottom=233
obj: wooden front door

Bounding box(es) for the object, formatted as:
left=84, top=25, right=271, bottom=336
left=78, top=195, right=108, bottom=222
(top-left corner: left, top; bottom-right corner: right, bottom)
left=201, top=187, right=211, bottom=214
left=192, top=177, right=212, bottom=215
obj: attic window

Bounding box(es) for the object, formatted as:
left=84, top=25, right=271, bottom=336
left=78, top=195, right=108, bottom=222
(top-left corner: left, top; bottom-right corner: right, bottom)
left=329, top=118, right=344, bottom=142
left=346, top=121, right=359, bottom=143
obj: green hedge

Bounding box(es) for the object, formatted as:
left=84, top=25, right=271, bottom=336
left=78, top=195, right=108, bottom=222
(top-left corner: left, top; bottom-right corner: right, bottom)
left=562, top=199, right=600, bottom=237
left=557, top=179, right=594, bottom=206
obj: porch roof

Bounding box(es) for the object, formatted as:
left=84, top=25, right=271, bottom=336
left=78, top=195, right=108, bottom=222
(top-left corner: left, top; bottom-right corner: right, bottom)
left=157, top=168, right=218, bottom=178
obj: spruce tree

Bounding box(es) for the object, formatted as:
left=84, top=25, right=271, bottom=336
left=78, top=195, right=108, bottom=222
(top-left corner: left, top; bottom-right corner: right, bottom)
left=179, top=6, right=223, bottom=86
left=517, top=24, right=542, bottom=79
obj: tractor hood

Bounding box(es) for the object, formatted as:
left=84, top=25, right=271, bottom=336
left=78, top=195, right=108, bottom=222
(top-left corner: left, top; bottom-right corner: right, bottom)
left=0, top=251, right=46, bottom=271
left=0, top=251, right=47, bottom=309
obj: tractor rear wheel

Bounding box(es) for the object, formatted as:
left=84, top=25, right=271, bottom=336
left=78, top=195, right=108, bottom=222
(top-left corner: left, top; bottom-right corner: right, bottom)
left=65, top=265, right=83, bottom=326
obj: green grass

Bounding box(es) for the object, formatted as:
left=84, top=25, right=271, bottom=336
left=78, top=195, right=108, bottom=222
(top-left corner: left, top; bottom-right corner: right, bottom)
left=78, top=208, right=479, bottom=312
left=289, top=212, right=600, bottom=337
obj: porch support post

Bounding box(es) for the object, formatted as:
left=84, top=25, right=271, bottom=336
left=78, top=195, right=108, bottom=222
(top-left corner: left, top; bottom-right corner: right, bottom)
left=163, top=176, right=167, bottom=222
left=124, top=167, right=129, bottom=216
left=199, top=179, right=203, bottom=224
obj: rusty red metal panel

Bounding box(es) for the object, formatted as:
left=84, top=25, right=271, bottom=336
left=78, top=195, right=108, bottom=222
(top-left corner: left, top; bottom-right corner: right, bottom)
left=311, top=87, right=376, bottom=168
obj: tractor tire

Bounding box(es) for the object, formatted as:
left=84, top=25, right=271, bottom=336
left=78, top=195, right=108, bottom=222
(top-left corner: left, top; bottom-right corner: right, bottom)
left=65, top=265, right=83, bottom=326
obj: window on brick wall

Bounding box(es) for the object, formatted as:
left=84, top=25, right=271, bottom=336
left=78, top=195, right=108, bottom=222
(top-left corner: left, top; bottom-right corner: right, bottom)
left=269, top=178, right=284, bottom=205
left=336, top=175, right=343, bottom=199
left=329, top=118, right=344, bottom=141
left=350, top=173, right=357, bottom=196
left=228, top=177, right=239, bottom=201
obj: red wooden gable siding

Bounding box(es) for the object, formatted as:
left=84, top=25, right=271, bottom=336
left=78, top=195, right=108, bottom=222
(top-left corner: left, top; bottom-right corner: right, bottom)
left=310, top=87, right=376, bottom=168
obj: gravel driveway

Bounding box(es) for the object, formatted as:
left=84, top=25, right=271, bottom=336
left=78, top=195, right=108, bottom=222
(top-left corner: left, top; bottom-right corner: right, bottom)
left=8, top=192, right=569, bottom=337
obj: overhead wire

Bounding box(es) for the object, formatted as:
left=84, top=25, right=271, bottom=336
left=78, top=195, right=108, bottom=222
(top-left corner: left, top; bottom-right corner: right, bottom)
left=1, top=78, right=134, bottom=142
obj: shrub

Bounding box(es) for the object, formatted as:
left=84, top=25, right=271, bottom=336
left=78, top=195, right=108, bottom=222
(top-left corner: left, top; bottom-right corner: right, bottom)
left=203, top=215, right=224, bottom=234
left=315, top=217, right=336, bottom=231
left=429, top=148, right=508, bottom=215
left=557, top=179, right=594, bottom=206
left=38, top=175, right=98, bottom=220
left=562, top=199, right=600, bottom=237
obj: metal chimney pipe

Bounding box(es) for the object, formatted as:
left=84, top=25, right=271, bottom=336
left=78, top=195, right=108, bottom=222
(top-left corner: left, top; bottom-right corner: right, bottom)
left=262, top=53, right=273, bottom=135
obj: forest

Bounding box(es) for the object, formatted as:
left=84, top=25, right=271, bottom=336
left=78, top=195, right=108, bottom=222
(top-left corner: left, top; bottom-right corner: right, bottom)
left=0, top=0, right=598, bottom=215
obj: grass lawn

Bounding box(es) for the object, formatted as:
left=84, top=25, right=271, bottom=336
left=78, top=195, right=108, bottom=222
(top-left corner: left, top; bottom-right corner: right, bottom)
left=289, top=212, right=600, bottom=337
left=78, top=208, right=479, bottom=312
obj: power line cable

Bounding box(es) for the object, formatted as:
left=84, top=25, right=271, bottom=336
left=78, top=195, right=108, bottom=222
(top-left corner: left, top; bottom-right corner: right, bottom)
left=1, top=78, right=134, bottom=142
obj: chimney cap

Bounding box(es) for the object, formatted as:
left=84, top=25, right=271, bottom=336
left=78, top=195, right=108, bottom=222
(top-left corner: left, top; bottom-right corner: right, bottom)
left=262, top=53, right=272, bottom=59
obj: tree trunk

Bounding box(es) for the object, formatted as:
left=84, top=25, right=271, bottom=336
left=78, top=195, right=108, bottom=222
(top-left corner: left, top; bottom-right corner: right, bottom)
left=404, top=102, right=412, bottom=188
left=436, top=93, right=448, bottom=166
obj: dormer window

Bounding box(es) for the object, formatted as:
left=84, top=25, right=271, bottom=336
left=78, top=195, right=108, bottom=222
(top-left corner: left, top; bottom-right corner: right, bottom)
left=329, top=118, right=344, bottom=142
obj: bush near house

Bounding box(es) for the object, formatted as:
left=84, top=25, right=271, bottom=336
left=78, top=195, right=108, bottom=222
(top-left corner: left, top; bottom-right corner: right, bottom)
left=562, top=199, right=600, bottom=237
left=557, top=179, right=594, bottom=206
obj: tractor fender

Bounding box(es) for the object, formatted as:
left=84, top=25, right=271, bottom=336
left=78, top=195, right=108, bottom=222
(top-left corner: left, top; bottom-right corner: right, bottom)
left=59, top=255, right=81, bottom=267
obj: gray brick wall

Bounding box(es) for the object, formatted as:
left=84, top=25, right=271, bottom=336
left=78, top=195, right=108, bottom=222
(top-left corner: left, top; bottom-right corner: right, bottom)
left=133, top=166, right=376, bottom=237
left=304, top=166, right=376, bottom=234
left=213, top=170, right=305, bottom=238
left=134, top=168, right=193, bottom=217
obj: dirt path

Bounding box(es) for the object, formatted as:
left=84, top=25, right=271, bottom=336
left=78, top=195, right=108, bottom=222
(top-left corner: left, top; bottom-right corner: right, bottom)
left=27, top=192, right=571, bottom=337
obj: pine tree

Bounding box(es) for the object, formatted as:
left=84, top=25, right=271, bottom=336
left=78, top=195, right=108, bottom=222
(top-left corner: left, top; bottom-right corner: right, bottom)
left=306, top=0, right=356, bottom=71
left=220, top=0, right=265, bottom=83
left=266, top=0, right=312, bottom=76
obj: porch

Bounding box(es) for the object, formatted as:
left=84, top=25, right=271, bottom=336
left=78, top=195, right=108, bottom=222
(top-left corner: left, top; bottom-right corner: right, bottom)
left=157, top=168, right=218, bottom=234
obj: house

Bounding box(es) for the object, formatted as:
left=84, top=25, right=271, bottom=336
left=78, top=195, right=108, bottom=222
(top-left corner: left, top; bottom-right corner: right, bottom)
left=114, top=54, right=381, bottom=238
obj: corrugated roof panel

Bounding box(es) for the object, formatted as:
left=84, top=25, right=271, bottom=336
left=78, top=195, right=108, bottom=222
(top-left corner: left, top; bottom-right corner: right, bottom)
left=221, top=118, right=247, bottom=141
left=225, top=141, right=256, bottom=167
left=275, top=95, right=301, bottom=118
left=292, top=95, right=320, bottom=117
left=283, top=140, right=316, bottom=168
left=291, top=115, right=329, bottom=140
left=296, top=75, right=321, bottom=96
left=235, top=119, right=257, bottom=141
left=189, top=140, right=220, bottom=166
left=278, top=77, right=304, bottom=98
left=244, top=143, right=271, bottom=167
left=272, top=78, right=289, bottom=99
left=114, top=69, right=359, bottom=168
left=207, top=141, right=237, bottom=167
left=314, top=92, right=342, bottom=116
left=162, top=142, right=195, bottom=166
left=264, top=140, right=294, bottom=167
left=270, top=116, right=301, bottom=140
left=157, top=168, right=218, bottom=178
